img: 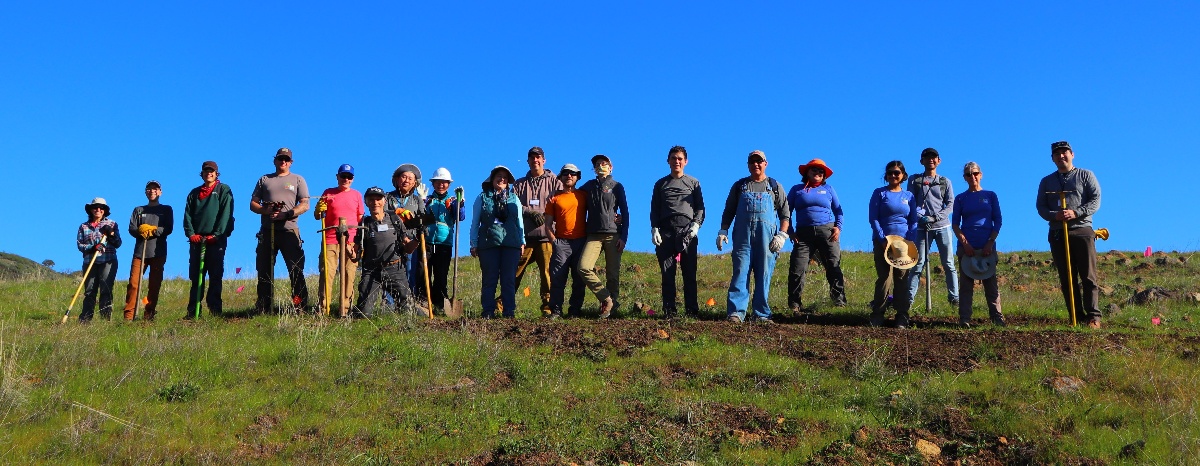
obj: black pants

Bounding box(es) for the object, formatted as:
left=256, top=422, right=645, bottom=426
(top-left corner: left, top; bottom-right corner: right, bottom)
left=186, top=239, right=226, bottom=317
left=255, top=227, right=309, bottom=312
left=870, top=239, right=907, bottom=315
left=356, top=262, right=413, bottom=317
left=787, top=223, right=846, bottom=308
left=80, top=259, right=117, bottom=321
left=655, top=233, right=699, bottom=315
left=1049, top=227, right=1100, bottom=322
left=414, top=242, right=453, bottom=308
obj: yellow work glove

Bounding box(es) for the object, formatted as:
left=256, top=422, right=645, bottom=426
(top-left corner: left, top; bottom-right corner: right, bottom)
left=315, top=199, right=329, bottom=215
left=138, top=224, right=157, bottom=239
left=395, top=208, right=415, bottom=220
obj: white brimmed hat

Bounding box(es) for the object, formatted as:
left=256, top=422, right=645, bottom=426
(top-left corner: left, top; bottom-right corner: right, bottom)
left=961, top=254, right=999, bottom=280
left=884, top=235, right=918, bottom=270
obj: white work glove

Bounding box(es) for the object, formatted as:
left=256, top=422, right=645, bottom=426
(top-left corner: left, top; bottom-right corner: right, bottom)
left=769, top=230, right=788, bottom=253
left=716, top=229, right=729, bottom=251
left=686, top=222, right=700, bottom=240
left=651, top=227, right=662, bottom=246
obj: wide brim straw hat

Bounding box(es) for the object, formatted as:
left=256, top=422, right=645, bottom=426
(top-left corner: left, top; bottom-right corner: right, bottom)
left=884, top=235, right=918, bottom=270
left=798, top=158, right=834, bottom=178
left=961, top=254, right=999, bottom=280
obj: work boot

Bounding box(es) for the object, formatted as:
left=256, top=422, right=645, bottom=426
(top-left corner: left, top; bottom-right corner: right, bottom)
left=598, top=297, right=614, bottom=319
left=727, top=314, right=743, bottom=323
left=869, top=312, right=884, bottom=328
left=1087, top=318, right=1102, bottom=329
left=895, top=313, right=910, bottom=329
left=990, top=313, right=1006, bottom=327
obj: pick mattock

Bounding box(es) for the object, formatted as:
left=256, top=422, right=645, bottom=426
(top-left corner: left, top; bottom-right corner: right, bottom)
left=318, top=217, right=355, bottom=317
left=1047, top=190, right=1076, bottom=326
left=133, top=236, right=149, bottom=320
left=62, top=237, right=107, bottom=324
left=316, top=210, right=328, bottom=315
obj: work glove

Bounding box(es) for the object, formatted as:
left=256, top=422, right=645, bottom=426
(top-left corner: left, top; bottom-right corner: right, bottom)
left=99, top=224, right=115, bottom=236
left=651, top=228, right=662, bottom=246
left=189, top=234, right=203, bottom=243
left=716, top=229, right=729, bottom=251
left=94, top=243, right=107, bottom=254
left=919, top=215, right=935, bottom=226
left=315, top=199, right=328, bottom=216
left=454, top=186, right=464, bottom=201
left=205, top=235, right=217, bottom=245
left=138, top=224, right=157, bottom=239
left=395, top=208, right=416, bottom=221
left=769, top=231, right=788, bottom=253
left=686, top=222, right=700, bottom=240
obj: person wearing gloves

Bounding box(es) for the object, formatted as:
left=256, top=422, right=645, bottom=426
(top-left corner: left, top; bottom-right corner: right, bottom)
left=76, top=197, right=123, bottom=322
left=314, top=164, right=364, bottom=316
left=867, top=160, right=919, bottom=327
left=717, top=150, right=790, bottom=323
left=898, top=147, right=960, bottom=315
left=545, top=163, right=589, bottom=319
left=576, top=154, right=629, bottom=318
left=419, top=167, right=467, bottom=313
left=953, top=161, right=1004, bottom=327
left=386, top=163, right=427, bottom=291
left=250, top=147, right=311, bottom=313
left=649, top=146, right=705, bottom=318
left=470, top=166, right=526, bottom=318
left=785, top=158, right=847, bottom=311
left=353, top=186, right=423, bottom=317
left=183, top=160, right=235, bottom=317
left=511, top=146, right=563, bottom=315
left=122, top=181, right=173, bottom=321
left=1037, top=140, right=1103, bottom=328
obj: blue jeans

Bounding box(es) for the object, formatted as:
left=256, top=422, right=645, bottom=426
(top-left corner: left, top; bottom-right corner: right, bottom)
left=479, top=246, right=521, bottom=318
left=900, top=225, right=959, bottom=310
left=727, top=189, right=778, bottom=321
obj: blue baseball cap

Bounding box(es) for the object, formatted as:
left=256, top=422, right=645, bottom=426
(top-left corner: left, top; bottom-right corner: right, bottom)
left=337, top=164, right=354, bottom=175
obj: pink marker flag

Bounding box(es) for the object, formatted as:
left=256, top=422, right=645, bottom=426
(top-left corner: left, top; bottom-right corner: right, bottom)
left=236, top=285, right=245, bottom=293
left=675, top=253, right=681, bottom=262
left=1144, top=247, right=1152, bottom=258
left=1152, top=317, right=1161, bottom=326
left=236, top=267, right=242, bottom=274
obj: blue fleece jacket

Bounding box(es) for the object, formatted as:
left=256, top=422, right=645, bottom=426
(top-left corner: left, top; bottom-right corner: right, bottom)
left=868, top=187, right=918, bottom=242
left=952, top=190, right=1002, bottom=249
left=787, top=182, right=843, bottom=229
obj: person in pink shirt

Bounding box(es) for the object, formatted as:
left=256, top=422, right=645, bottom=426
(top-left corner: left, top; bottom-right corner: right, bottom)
left=314, top=164, right=365, bottom=316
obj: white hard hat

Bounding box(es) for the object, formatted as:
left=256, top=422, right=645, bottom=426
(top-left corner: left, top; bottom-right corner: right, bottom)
left=430, top=167, right=453, bottom=182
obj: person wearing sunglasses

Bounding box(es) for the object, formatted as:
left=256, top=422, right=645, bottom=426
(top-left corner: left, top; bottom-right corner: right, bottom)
left=250, top=147, right=311, bottom=314
left=313, top=163, right=364, bottom=316
left=867, top=160, right=919, bottom=327
left=952, top=161, right=1004, bottom=327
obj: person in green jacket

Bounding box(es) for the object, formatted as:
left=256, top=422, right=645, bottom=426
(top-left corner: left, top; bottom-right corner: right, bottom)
left=183, top=160, right=235, bottom=318
left=470, top=166, right=525, bottom=318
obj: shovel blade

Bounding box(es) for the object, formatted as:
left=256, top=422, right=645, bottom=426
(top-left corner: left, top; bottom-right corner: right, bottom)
left=445, top=299, right=463, bottom=319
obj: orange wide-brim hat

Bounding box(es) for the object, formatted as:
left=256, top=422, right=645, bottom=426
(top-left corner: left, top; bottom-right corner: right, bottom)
left=798, top=158, right=834, bottom=178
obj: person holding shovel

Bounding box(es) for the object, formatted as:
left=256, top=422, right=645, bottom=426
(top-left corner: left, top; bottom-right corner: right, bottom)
left=953, top=161, right=1004, bottom=327
left=867, top=160, right=919, bottom=327
left=183, top=160, right=235, bottom=318
left=122, top=180, right=173, bottom=321
left=420, top=167, right=466, bottom=314
left=546, top=163, right=589, bottom=319
left=353, top=186, right=424, bottom=317
left=1036, top=141, right=1103, bottom=328
left=76, top=197, right=123, bottom=322
left=649, top=146, right=705, bottom=319
left=470, top=166, right=525, bottom=319
left=314, top=164, right=364, bottom=316
left=251, top=147, right=311, bottom=313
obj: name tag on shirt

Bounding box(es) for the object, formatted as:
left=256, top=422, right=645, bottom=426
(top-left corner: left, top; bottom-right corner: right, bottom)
left=377, top=224, right=389, bottom=232
left=529, top=199, right=540, bottom=206
left=494, top=219, right=503, bottom=224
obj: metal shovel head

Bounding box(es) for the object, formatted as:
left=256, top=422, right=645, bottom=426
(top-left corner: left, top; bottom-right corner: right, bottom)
left=444, top=298, right=464, bottom=318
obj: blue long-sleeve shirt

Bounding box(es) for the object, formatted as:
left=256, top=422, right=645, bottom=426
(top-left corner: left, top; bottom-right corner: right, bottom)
left=952, top=190, right=1002, bottom=249
left=868, top=187, right=918, bottom=242
left=787, top=182, right=843, bottom=229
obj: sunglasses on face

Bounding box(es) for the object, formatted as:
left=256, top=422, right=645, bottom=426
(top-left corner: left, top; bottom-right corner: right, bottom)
left=202, top=168, right=217, bottom=174
left=275, top=156, right=292, bottom=162
left=809, top=169, right=826, bottom=175
left=968, top=172, right=982, bottom=177
left=886, top=170, right=903, bottom=176
left=339, top=173, right=354, bottom=180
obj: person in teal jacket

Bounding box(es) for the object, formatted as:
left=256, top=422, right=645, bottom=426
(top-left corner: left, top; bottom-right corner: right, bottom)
left=470, top=166, right=525, bottom=318
left=419, top=167, right=467, bottom=313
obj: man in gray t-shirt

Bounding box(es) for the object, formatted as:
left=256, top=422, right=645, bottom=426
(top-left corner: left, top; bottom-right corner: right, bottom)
left=250, top=147, right=311, bottom=313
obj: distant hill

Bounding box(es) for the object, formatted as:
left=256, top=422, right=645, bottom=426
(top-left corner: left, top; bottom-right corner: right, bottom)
left=0, top=251, right=64, bottom=281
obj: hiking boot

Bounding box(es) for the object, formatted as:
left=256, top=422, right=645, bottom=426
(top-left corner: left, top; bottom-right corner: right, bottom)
left=896, top=314, right=910, bottom=329
left=1087, top=318, right=1102, bottom=329
left=991, top=314, right=1007, bottom=327
left=789, top=303, right=802, bottom=313
left=598, top=297, right=614, bottom=319
left=869, top=312, right=884, bottom=328
left=749, top=315, right=773, bottom=325
left=958, top=319, right=972, bottom=329
left=727, top=314, right=743, bottom=323
left=949, top=298, right=960, bottom=307
left=549, top=312, right=562, bottom=320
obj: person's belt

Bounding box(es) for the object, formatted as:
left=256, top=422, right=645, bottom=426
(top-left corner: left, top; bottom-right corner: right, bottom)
left=365, top=258, right=403, bottom=268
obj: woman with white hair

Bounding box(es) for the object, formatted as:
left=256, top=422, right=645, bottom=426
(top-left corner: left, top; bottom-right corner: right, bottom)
left=951, top=161, right=1004, bottom=327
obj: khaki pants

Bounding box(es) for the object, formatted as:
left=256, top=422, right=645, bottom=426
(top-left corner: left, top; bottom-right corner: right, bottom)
left=514, top=240, right=554, bottom=311
left=577, top=233, right=622, bottom=303
left=319, top=243, right=358, bottom=316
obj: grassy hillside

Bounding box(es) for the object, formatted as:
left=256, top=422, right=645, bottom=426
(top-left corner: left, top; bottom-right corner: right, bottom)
left=0, top=251, right=62, bottom=281
left=1, top=249, right=1198, bottom=464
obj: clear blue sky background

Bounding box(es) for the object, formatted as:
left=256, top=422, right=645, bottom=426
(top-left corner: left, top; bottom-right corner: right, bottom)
left=3, top=1, right=1197, bottom=278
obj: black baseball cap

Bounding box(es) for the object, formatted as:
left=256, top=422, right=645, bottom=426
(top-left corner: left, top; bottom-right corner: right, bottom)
left=1051, top=141, right=1072, bottom=153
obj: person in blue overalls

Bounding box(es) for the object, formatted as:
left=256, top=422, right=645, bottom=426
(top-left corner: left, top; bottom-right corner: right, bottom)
left=716, top=150, right=791, bottom=323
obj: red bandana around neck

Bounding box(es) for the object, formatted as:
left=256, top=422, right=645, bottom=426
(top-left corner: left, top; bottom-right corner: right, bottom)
left=199, top=180, right=221, bottom=200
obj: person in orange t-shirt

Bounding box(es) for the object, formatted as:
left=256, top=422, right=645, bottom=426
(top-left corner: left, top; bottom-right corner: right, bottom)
left=545, top=163, right=588, bottom=318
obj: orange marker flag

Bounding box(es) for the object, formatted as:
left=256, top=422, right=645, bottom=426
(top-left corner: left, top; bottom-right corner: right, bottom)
left=706, top=297, right=716, bottom=306
left=523, top=287, right=530, bottom=297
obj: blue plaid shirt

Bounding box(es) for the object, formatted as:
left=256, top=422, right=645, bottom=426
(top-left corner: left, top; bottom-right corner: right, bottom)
left=77, top=219, right=123, bottom=263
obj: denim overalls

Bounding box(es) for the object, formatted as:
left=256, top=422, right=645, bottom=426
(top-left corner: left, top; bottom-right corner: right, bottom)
left=727, top=179, right=780, bottom=321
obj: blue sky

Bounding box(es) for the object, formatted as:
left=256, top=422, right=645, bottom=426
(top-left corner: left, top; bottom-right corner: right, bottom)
left=3, top=1, right=1197, bottom=277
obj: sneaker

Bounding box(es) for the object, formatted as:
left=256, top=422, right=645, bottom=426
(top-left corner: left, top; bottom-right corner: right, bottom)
left=727, top=314, right=743, bottom=323
left=991, top=315, right=1007, bottom=327
left=869, top=313, right=884, bottom=328
left=750, top=316, right=774, bottom=325
left=896, top=315, right=910, bottom=329
left=789, top=303, right=802, bottom=313
left=598, top=297, right=614, bottom=319
left=949, top=298, right=960, bottom=307
left=958, top=319, right=972, bottom=329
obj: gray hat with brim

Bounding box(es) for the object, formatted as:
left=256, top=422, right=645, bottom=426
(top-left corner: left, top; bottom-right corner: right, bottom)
left=482, top=165, right=515, bottom=190
left=961, top=254, right=999, bottom=280
left=559, top=163, right=581, bottom=175
left=392, top=163, right=422, bottom=189
left=85, top=197, right=111, bottom=217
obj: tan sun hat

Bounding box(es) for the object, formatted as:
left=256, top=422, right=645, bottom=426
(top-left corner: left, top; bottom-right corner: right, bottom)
left=884, top=235, right=918, bottom=270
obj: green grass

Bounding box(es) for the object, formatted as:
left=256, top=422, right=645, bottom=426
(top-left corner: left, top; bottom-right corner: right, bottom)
left=1, top=249, right=1199, bottom=463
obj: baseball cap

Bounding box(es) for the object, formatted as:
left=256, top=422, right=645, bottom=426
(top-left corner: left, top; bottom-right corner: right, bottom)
left=1051, top=141, right=1072, bottom=153
left=275, top=147, right=293, bottom=160
left=145, top=180, right=161, bottom=189
left=747, top=150, right=766, bottom=162
left=337, top=164, right=354, bottom=175
left=201, top=161, right=218, bottom=172
left=559, top=163, right=581, bottom=176
left=364, top=186, right=386, bottom=199
left=591, top=154, right=611, bottom=166
left=920, top=148, right=940, bottom=159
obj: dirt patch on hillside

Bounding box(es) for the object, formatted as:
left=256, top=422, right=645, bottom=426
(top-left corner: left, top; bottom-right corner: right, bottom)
left=429, top=317, right=1131, bottom=373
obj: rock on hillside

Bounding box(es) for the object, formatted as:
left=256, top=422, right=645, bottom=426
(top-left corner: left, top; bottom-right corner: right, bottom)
left=0, top=251, right=63, bottom=281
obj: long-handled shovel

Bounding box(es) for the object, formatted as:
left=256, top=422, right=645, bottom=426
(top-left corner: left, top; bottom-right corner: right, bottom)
left=419, top=231, right=434, bottom=318
left=445, top=188, right=465, bottom=318
left=62, top=238, right=107, bottom=324
left=317, top=211, right=329, bottom=315
left=1048, top=190, right=1076, bottom=326
left=192, top=242, right=207, bottom=319
left=133, top=238, right=149, bottom=320
left=336, top=218, right=351, bottom=317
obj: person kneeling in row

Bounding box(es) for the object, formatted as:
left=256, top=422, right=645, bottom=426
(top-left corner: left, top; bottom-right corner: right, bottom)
left=353, top=186, right=425, bottom=317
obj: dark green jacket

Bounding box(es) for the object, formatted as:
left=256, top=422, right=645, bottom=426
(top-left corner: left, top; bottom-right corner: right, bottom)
left=184, top=182, right=235, bottom=237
